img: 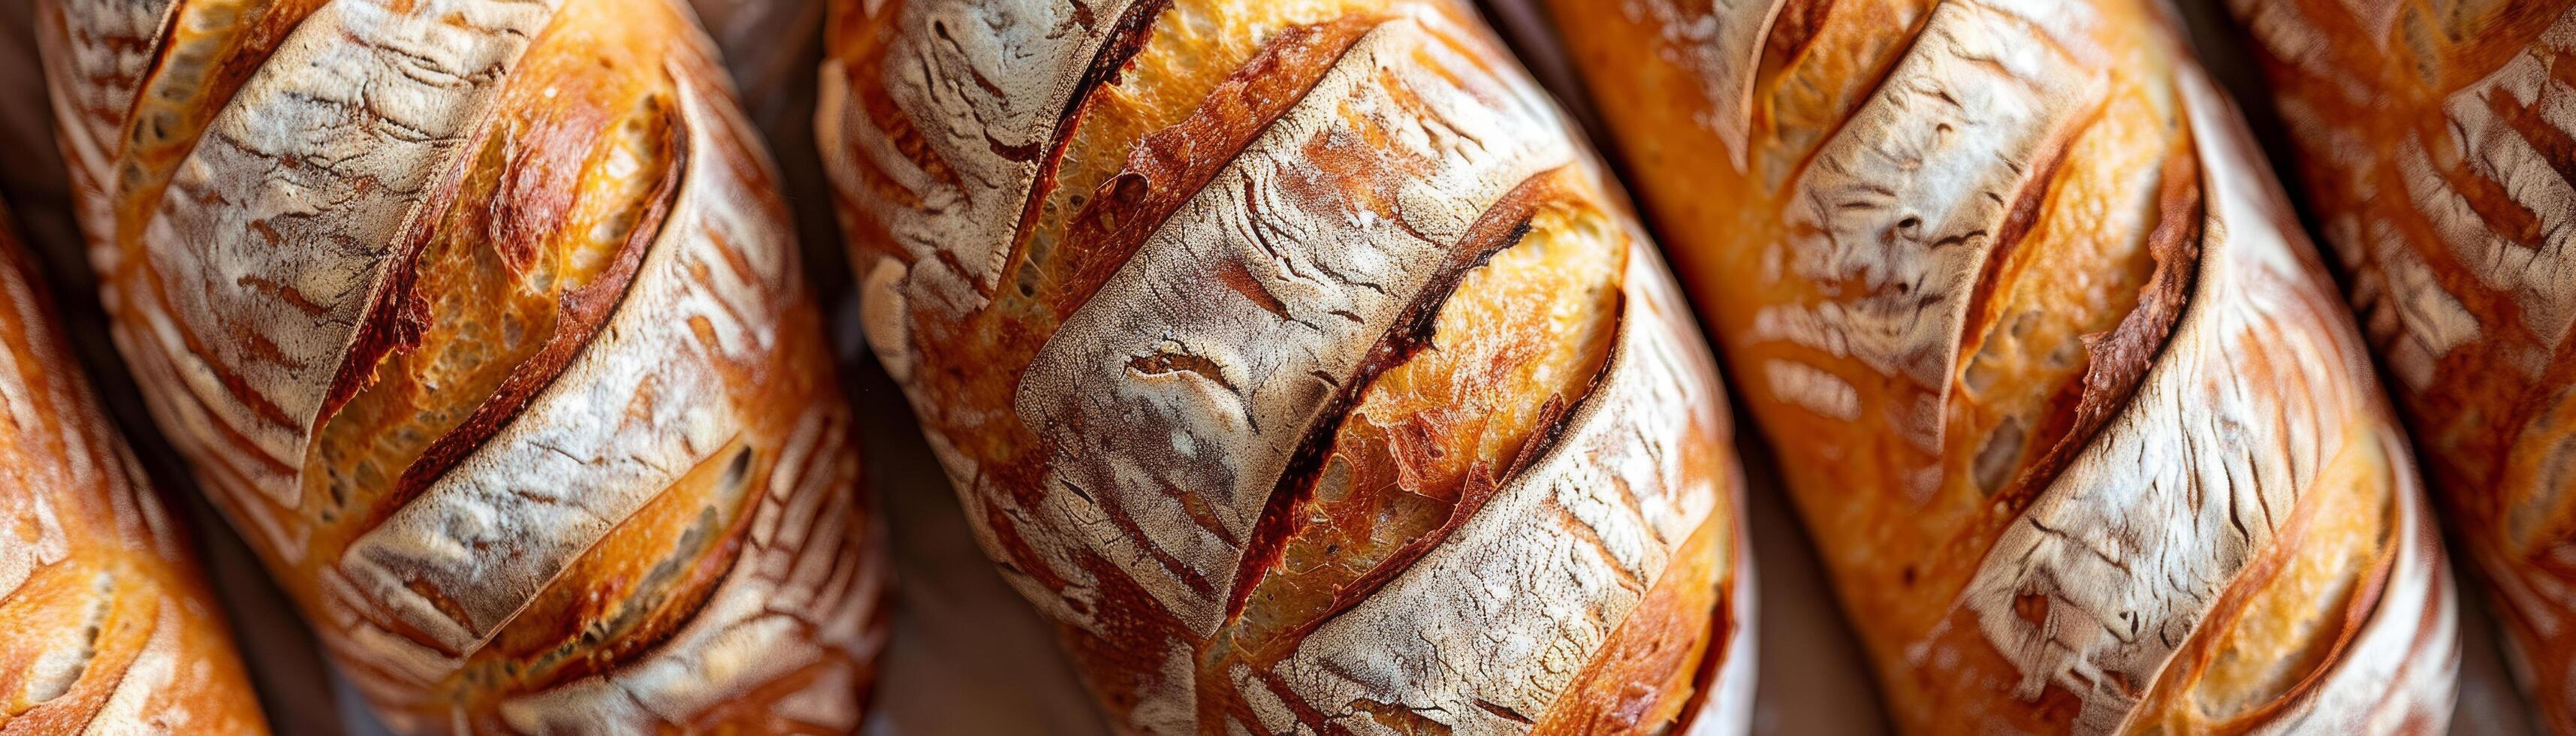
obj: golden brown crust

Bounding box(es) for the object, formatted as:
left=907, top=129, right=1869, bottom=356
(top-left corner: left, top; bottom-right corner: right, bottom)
left=821, top=0, right=1751, bottom=733
left=38, top=0, right=888, bottom=731
left=2227, top=0, right=2576, bottom=729
left=0, top=201, right=265, bottom=734
left=1534, top=0, right=2457, bottom=732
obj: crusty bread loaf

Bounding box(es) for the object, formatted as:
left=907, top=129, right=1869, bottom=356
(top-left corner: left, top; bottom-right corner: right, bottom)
left=0, top=201, right=265, bottom=734
left=820, top=1, right=1754, bottom=733
left=2226, top=0, right=2576, bottom=729
left=1528, top=0, right=2459, bottom=731
left=37, top=0, right=888, bottom=731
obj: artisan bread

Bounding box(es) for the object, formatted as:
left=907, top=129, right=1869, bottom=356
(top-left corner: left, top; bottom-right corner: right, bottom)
left=37, top=0, right=888, bottom=730
left=0, top=201, right=265, bottom=734
left=2227, top=0, right=2576, bottom=729
left=1529, top=0, right=2459, bottom=731
left=821, top=0, right=1754, bottom=733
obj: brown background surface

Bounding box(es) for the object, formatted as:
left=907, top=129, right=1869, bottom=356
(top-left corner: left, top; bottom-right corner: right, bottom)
left=0, top=1, right=2532, bottom=732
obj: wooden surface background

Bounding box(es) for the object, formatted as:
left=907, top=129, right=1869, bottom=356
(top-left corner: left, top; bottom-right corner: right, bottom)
left=0, top=1, right=2534, bottom=732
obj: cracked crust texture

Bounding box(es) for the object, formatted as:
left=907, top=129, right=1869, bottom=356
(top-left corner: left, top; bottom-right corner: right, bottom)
left=1534, top=0, right=2460, bottom=732
left=819, top=0, right=1753, bottom=734
left=2226, top=0, right=2576, bottom=730
left=35, top=0, right=891, bottom=731
left=0, top=202, right=266, bottom=734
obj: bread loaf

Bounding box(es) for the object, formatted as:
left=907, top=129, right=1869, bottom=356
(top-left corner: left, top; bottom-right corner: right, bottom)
left=38, top=0, right=889, bottom=731
left=0, top=201, right=265, bottom=734
left=820, top=1, right=1753, bottom=733
left=1528, top=0, right=2459, bottom=731
left=2226, top=0, right=2576, bottom=728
